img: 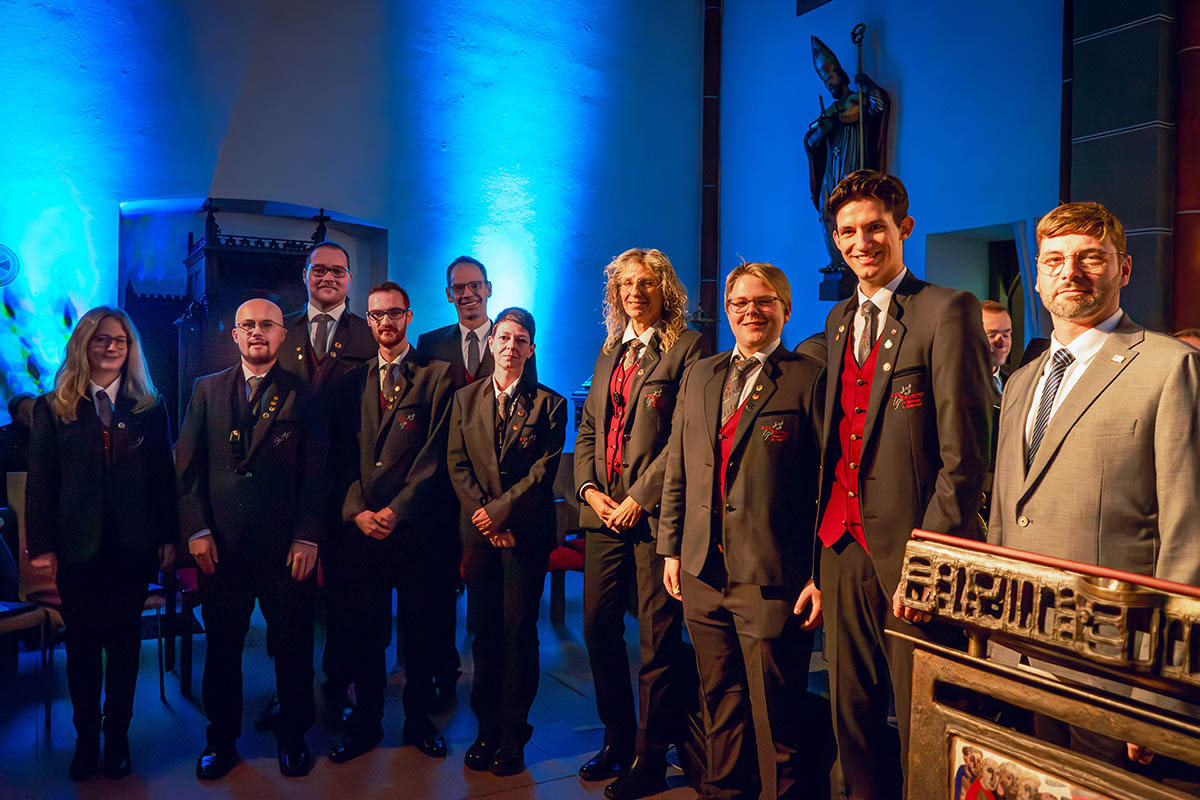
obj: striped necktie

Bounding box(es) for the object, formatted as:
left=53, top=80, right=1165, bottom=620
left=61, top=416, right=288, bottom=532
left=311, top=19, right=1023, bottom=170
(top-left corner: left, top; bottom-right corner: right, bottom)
left=1027, top=348, right=1075, bottom=466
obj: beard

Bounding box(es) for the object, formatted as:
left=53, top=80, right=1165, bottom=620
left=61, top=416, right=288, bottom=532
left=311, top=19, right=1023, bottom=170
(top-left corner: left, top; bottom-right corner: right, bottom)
left=241, top=343, right=276, bottom=365
left=1044, top=274, right=1120, bottom=322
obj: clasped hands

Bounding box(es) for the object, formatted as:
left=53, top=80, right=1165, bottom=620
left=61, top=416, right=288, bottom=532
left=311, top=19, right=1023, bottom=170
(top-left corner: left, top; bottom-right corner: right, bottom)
left=584, top=488, right=643, bottom=534
left=471, top=506, right=514, bottom=548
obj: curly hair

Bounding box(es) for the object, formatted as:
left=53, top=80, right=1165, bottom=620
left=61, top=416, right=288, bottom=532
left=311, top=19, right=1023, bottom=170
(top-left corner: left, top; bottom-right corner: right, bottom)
left=601, top=248, right=689, bottom=354
left=53, top=306, right=158, bottom=422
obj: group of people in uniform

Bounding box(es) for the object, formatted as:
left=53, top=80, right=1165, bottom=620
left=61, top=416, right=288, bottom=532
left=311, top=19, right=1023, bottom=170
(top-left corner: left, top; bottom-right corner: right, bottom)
left=23, top=168, right=1200, bottom=800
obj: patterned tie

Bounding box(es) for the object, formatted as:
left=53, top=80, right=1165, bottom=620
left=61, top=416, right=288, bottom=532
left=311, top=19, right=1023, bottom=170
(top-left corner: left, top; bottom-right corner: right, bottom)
left=857, top=300, right=879, bottom=365
left=1027, top=348, right=1075, bottom=466
left=622, top=339, right=645, bottom=372
left=382, top=363, right=399, bottom=398
left=96, top=389, right=114, bottom=428
left=721, top=356, right=756, bottom=426
left=496, top=392, right=512, bottom=449
left=465, top=330, right=481, bottom=378
left=246, top=376, right=264, bottom=415
left=312, top=313, right=334, bottom=361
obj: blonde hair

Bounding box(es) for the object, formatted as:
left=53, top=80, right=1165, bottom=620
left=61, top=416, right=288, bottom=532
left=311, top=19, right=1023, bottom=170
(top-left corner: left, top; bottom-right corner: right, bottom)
left=723, top=261, right=792, bottom=315
left=53, top=306, right=158, bottom=422
left=601, top=248, right=690, bottom=354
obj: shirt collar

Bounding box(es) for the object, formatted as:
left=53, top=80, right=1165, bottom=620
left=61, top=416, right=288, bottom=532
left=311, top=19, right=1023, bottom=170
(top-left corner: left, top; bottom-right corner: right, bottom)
left=1049, top=308, right=1124, bottom=365
left=733, top=338, right=781, bottom=365
left=856, top=267, right=907, bottom=314
left=89, top=375, right=121, bottom=402
left=241, top=362, right=272, bottom=382
left=378, top=343, right=411, bottom=370
left=493, top=370, right=522, bottom=399
left=621, top=320, right=660, bottom=346
left=308, top=301, right=346, bottom=323
left=460, top=318, right=492, bottom=341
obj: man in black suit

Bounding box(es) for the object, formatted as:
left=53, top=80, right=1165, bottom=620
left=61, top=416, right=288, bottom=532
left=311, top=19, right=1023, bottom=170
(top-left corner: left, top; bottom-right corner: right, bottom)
left=322, top=281, right=459, bottom=764
left=416, top=256, right=496, bottom=383
left=176, top=298, right=328, bottom=780
left=815, top=171, right=990, bottom=799
left=575, top=248, right=710, bottom=799
left=278, top=241, right=377, bottom=392
left=659, top=262, right=824, bottom=800
left=981, top=300, right=1013, bottom=401
left=447, top=307, right=567, bottom=777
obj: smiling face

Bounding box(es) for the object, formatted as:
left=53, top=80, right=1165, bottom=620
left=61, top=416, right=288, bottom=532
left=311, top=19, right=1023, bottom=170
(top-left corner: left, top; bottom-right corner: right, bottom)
left=725, top=273, right=789, bottom=355
left=446, top=262, right=492, bottom=325
left=832, top=198, right=913, bottom=291
left=87, top=315, right=129, bottom=378
left=1035, top=232, right=1130, bottom=329
left=305, top=245, right=352, bottom=311
left=489, top=318, right=534, bottom=375
left=618, top=260, right=664, bottom=329
left=232, top=298, right=286, bottom=366
left=982, top=309, right=1013, bottom=369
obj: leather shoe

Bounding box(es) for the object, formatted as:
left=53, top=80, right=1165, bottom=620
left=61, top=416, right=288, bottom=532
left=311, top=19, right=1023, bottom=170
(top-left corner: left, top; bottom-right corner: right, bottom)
left=464, top=735, right=497, bottom=771
left=604, top=751, right=669, bottom=800
left=403, top=719, right=447, bottom=759
left=277, top=737, right=312, bottom=777
left=489, top=745, right=525, bottom=777
left=69, top=738, right=99, bottom=782
left=195, top=746, right=238, bottom=780
left=579, top=744, right=631, bottom=781
left=102, top=731, right=132, bottom=779
left=329, top=728, right=383, bottom=764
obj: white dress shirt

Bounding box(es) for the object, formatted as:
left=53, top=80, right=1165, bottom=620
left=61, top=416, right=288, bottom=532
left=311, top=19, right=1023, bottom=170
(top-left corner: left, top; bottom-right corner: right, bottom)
left=852, top=267, right=907, bottom=349
left=377, top=344, right=411, bottom=391
left=621, top=320, right=659, bottom=349
left=88, top=375, right=121, bottom=415
left=308, top=301, right=346, bottom=353
left=731, top=338, right=781, bottom=408
left=1023, top=309, right=1124, bottom=445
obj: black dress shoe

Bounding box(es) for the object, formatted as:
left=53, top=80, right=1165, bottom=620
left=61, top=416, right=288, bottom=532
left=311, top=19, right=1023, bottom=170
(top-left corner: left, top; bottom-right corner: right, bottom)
left=278, top=737, right=312, bottom=777
left=604, top=751, right=669, bottom=800
left=464, top=736, right=497, bottom=771
left=403, top=719, right=447, bottom=759
left=69, top=738, right=100, bottom=782
left=102, top=731, right=132, bottom=779
left=195, top=746, right=238, bottom=780
left=579, top=744, right=631, bottom=781
left=329, top=728, right=383, bottom=764
left=489, top=746, right=525, bottom=777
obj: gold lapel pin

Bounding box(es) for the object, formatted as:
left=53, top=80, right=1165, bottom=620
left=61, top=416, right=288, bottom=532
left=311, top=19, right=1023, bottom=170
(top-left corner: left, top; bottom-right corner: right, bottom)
left=884, top=340, right=893, bottom=349
left=752, top=393, right=760, bottom=400
left=335, top=342, right=343, bottom=349
left=755, top=384, right=763, bottom=391
left=883, top=363, right=892, bottom=371
left=117, top=421, right=126, bottom=429
left=890, top=328, right=897, bottom=335
left=262, top=412, right=271, bottom=419
left=838, top=324, right=845, bottom=332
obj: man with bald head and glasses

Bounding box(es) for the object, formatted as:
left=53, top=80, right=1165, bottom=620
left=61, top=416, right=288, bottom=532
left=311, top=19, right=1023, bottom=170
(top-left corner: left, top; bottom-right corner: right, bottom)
left=176, top=298, right=329, bottom=780
left=988, top=201, right=1200, bottom=773
left=322, top=281, right=460, bottom=764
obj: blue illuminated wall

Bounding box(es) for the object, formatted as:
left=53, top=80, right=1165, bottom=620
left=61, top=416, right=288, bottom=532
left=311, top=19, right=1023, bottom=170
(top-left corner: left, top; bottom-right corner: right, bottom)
left=719, top=0, right=1063, bottom=349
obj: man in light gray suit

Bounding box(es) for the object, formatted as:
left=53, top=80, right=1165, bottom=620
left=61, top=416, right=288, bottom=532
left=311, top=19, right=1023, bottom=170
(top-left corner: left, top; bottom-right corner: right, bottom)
left=988, top=200, right=1200, bottom=771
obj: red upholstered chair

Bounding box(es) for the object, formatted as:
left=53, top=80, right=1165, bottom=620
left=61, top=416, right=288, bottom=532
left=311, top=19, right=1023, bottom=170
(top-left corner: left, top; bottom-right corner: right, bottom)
left=546, top=454, right=586, bottom=626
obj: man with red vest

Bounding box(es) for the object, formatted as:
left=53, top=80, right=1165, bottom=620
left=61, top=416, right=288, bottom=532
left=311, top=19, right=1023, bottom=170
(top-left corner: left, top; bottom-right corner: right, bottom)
left=659, top=262, right=824, bottom=800
left=815, top=170, right=990, bottom=799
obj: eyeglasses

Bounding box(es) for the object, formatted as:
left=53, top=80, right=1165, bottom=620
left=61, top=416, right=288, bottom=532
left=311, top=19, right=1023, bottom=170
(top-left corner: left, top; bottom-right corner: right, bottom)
left=366, top=308, right=410, bottom=323
left=1035, top=250, right=1124, bottom=276
left=90, top=334, right=129, bottom=350
left=726, top=296, right=781, bottom=313
left=308, top=266, right=349, bottom=279
left=236, top=320, right=281, bottom=334
left=619, top=278, right=660, bottom=292
left=450, top=280, right=487, bottom=296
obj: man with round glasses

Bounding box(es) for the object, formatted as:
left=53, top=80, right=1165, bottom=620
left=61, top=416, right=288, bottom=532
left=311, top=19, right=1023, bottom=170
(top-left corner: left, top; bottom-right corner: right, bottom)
left=417, top=255, right=497, bottom=383
left=988, top=201, right=1200, bottom=775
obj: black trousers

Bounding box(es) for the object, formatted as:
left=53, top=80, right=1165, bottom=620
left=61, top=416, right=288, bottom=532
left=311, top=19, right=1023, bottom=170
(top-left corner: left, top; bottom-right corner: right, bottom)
left=322, top=536, right=446, bottom=733
left=681, top=563, right=814, bottom=800
left=465, top=542, right=548, bottom=749
left=199, top=559, right=315, bottom=747
left=57, top=552, right=153, bottom=740
left=583, top=526, right=697, bottom=755
left=821, top=538, right=916, bottom=800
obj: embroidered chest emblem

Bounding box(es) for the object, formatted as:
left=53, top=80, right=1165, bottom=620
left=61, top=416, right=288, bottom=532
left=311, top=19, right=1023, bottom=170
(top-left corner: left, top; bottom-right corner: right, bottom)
left=760, top=419, right=788, bottom=443
left=273, top=430, right=293, bottom=446
left=643, top=386, right=664, bottom=409
left=890, top=383, right=925, bottom=411
left=397, top=412, right=416, bottom=429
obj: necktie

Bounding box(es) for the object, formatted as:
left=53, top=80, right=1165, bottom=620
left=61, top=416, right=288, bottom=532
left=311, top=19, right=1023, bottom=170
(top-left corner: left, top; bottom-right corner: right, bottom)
left=622, top=339, right=645, bottom=372
left=312, top=313, right=334, bottom=361
left=246, top=376, right=264, bottom=416
left=857, top=300, right=879, bottom=365
left=96, top=389, right=114, bottom=428
left=721, top=356, right=755, bottom=426
left=1027, top=348, right=1075, bottom=466
left=993, top=372, right=1004, bottom=398
left=382, top=363, right=399, bottom=398
left=465, top=330, right=481, bottom=378
left=496, top=392, right=512, bottom=448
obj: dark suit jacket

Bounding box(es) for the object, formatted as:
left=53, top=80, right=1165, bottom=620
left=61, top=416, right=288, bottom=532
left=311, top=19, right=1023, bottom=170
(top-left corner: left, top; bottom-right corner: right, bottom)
left=278, top=307, right=377, bottom=393
left=335, top=350, right=459, bottom=554
left=175, top=362, right=328, bottom=565
left=416, top=322, right=495, bottom=382
left=574, top=328, right=710, bottom=533
left=658, top=346, right=824, bottom=588
left=26, top=391, right=178, bottom=564
left=815, top=271, right=990, bottom=594
left=447, top=372, right=566, bottom=554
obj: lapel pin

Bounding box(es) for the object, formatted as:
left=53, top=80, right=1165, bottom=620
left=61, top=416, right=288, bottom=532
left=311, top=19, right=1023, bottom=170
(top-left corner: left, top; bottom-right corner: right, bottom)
left=335, top=342, right=343, bottom=349
left=883, top=363, right=892, bottom=371
left=262, top=412, right=271, bottom=419
left=517, top=409, right=526, bottom=416
left=835, top=334, right=841, bottom=342
left=752, top=393, right=760, bottom=400
left=330, top=351, right=338, bottom=358
left=755, top=384, right=763, bottom=391
left=637, top=369, right=645, bottom=375
left=891, top=328, right=897, bottom=335
left=884, top=340, right=893, bottom=349
left=512, top=424, right=519, bottom=431
left=1112, top=354, right=1126, bottom=363
left=117, top=421, right=126, bottom=429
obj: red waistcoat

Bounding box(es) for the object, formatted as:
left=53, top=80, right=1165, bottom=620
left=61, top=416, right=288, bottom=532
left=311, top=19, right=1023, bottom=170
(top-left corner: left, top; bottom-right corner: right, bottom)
left=716, top=401, right=746, bottom=502
left=816, top=335, right=880, bottom=551
left=605, top=355, right=639, bottom=481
